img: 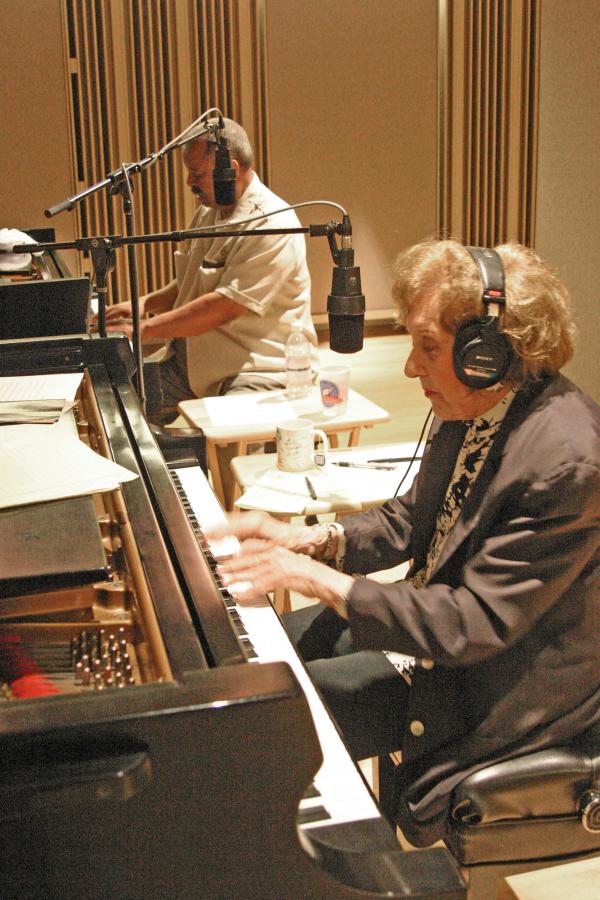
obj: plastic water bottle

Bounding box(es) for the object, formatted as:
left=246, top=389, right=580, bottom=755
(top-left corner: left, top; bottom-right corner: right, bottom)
left=285, top=321, right=312, bottom=398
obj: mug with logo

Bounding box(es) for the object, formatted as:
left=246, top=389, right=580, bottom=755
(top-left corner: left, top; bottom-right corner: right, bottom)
left=276, top=419, right=329, bottom=471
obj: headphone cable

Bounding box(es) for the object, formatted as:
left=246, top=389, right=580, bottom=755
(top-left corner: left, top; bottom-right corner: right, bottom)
left=392, top=407, right=433, bottom=498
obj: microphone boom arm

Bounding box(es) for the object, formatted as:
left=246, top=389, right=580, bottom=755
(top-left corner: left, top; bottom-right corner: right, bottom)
left=10, top=211, right=363, bottom=406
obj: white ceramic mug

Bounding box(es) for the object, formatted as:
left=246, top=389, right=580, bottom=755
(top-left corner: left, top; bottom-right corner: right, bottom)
left=319, top=365, right=351, bottom=416
left=276, top=419, right=329, bottom=472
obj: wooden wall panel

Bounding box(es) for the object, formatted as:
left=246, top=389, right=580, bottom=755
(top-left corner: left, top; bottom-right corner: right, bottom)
left=62, top=0, right=267, bottom=303
left=438, top=0, right=539, bottom=246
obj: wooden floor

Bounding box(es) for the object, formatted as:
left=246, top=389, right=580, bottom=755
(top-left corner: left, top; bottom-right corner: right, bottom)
left=318, top=331, right=430, bottom=448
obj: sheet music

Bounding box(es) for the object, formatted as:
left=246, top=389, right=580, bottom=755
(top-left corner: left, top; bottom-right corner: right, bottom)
left=0, top=408, right=138, bottom=510
left=0, top=399, right=71, bottom=425
left=0, top=373, right=83, bottom=402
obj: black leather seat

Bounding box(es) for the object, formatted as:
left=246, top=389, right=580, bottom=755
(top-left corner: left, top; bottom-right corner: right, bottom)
left=444, top=722, right=600, bottom=867
left=379, top=720, right=600, bottom=897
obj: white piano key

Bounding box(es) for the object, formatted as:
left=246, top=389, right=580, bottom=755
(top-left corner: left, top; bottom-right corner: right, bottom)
left=172, top=464, right=381, bottom=830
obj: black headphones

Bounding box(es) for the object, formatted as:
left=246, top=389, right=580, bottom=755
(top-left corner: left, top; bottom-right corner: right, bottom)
left=452, top=246, right=513, bottom=389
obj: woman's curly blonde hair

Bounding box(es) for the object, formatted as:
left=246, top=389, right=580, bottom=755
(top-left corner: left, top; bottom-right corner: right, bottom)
left=392, top=239, right=576, bottom=382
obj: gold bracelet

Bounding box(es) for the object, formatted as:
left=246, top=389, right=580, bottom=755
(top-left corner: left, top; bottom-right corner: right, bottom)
left=323, top=523, right=337, bottom=561
left=310, top=523, right=335, bottom=560
left=331, top=594, right=348, bottom=619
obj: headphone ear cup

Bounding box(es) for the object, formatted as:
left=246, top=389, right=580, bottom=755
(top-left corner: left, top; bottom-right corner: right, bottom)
left=453, top=317, right=512, bottom=389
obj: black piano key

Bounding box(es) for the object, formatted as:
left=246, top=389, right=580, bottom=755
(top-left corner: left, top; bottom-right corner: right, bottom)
left=302, top=783, right=321, bottom=800
left=170, top=468, right=258, bottom=663
left=297, top=805, right=331, bottom=825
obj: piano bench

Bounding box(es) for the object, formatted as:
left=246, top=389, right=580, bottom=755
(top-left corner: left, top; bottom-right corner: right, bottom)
left=378, top=720, right=600, bottom=898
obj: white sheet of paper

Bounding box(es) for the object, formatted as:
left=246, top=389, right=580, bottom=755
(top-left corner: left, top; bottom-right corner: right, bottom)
left=0, top=411, right=138, bottom=510
left=234, top=465, right=365, bottom=514
left=0, top=373, right=83, bottom=403
left=235, top=468, right=314, bottom=514
left=203, top=392, right=295, bottom=427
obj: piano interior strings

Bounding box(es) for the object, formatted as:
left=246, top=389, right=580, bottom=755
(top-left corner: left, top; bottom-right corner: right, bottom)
left=0, top=369, right=175, bottom=699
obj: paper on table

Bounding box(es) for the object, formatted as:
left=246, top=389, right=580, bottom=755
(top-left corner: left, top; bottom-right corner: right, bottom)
left=204, top=391, right=295, bottom=427
left=234, top=465, right=363, bottom=515
left=0, top=412, right=138, bottom=510
left=235, top=469, right=314, bottom=514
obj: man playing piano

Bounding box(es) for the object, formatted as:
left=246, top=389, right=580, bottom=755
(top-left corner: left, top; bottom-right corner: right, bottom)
left=101, top=116, right=316, bottom=502
left=211, top=239, right=600, bottom=848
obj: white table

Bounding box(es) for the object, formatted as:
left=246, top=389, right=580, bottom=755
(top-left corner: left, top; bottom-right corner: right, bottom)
left=230, top=441, right=421, bottom=517
left=178, top=387, right=390, bottom=507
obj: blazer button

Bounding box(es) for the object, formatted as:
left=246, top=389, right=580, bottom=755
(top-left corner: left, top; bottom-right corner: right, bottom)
left=409, top=720, right=425, bottom=737
left=421, top=658, right=434, bottom=670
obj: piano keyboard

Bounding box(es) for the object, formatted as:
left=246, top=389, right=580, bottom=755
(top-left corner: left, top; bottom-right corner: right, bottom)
left=172, top=465, right=381, bottom=831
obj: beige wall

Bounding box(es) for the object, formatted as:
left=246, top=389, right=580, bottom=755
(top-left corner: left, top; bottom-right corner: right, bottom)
left=0, top=0, right=78, bottom=268
left=264, top=0, right=438, bottom=318
left=1, top=0, right=599, bottom=404
left=535, top=0, right=600, bottom=400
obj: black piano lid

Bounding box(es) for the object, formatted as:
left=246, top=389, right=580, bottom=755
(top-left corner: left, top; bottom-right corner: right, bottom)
left=0, top=496, right=108, bottom=599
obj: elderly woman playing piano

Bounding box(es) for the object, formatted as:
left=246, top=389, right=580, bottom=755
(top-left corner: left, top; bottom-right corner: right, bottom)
left=210, top=239, right=600, bottom=847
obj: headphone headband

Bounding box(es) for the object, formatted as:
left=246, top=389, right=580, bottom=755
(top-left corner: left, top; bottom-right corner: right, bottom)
left=453, top=245, right=512, bottom=389
left=466, top=246, right=506, bottom=308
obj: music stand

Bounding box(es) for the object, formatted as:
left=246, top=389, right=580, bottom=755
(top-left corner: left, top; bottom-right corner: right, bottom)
left=0, top=276, right=91, bottom=339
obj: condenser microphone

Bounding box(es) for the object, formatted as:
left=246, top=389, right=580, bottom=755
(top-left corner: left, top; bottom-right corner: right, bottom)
left=213, top=123, right=237, bottom=206
left=327, top=215, right=365, bottom=353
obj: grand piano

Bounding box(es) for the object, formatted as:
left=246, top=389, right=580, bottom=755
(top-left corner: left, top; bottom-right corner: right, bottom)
left=0, top=333, right=466, bottom=899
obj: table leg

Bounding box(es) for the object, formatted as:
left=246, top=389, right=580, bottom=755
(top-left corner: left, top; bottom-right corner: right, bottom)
left=348, top=426, right=362, bottom=446
left=206, top=441, right=225, bottom=507
left=273, top=587, right=291, bottom=615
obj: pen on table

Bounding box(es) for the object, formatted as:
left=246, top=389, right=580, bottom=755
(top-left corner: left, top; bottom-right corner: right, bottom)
left=366, top=456, right=423, bottom=464
left=305, top=475, right=318, bottom=500
left=331, top=461, right=396, bottom=471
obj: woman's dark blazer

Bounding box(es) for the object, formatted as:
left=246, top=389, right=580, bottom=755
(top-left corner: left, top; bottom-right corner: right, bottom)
left=340, top=374, right=600, bottom=845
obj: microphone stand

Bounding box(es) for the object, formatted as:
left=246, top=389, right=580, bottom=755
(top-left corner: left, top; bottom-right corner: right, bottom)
left=12, top=215, right=355, bottom=406
left=39, top=120, right=216, bottom=415
left=43, top=155, right=155, bottom=413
